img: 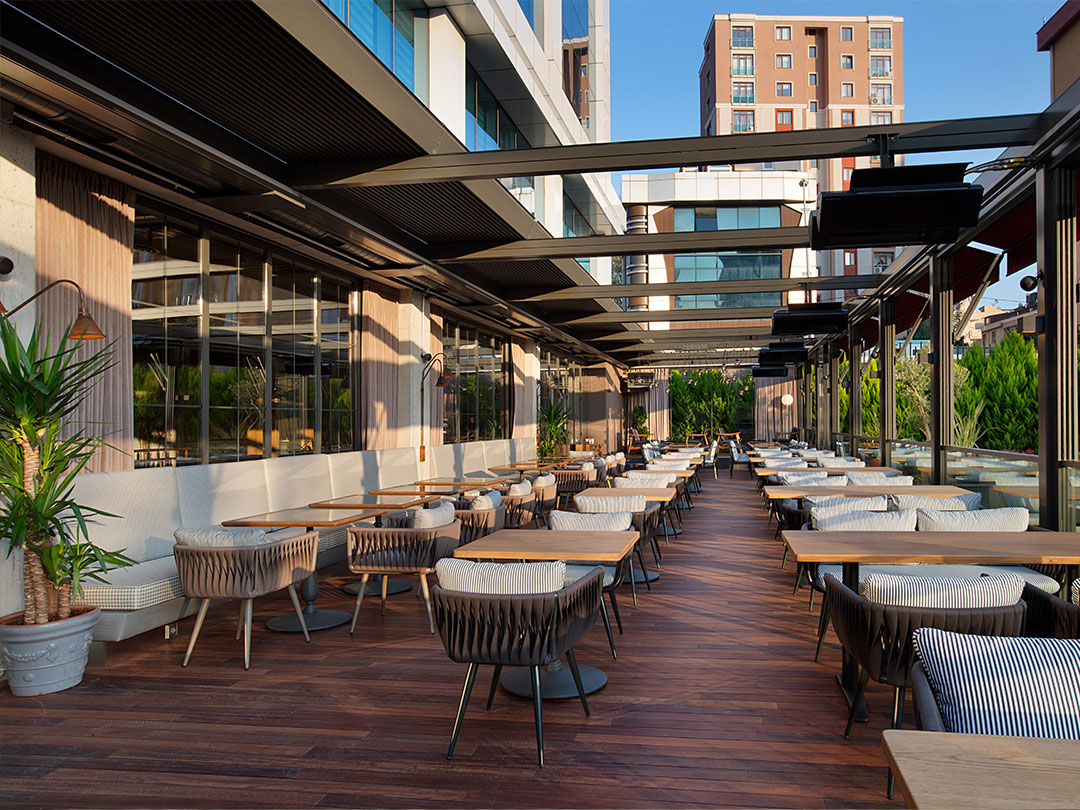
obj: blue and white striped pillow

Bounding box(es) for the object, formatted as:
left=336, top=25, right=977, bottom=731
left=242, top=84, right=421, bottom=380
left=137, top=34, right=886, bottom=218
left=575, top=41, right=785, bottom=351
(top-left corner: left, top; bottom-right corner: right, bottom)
left=435, top=558, right=566, bottom=595
left=914, top=627, right=1080, bottom=738
left=864, top=572, right=1024, bottom=608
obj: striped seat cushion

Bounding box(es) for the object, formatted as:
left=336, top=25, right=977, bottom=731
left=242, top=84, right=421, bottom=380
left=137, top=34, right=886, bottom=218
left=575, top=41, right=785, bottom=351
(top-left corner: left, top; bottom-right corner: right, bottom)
left=812, top=508, right=916, bottom=532
left=798, top=475, right=848, bottom=487
left=777, top=471, right=829, bottom=484
left=74, top=556, right=186, bottom=611
left=916, top=507, right=1030, bottom=532
left=435, top=559, right=566, bottom=594
left=805, top=495, right=888, bottom=512
left=762, top=460, right=809, bottom=469
left=815, top=564, right=1060, bottom=594
left=564, top=564, right=614, bottom=587
left=625, top=472, right=676, bottom=487
left=173, top=527, right=269, bottom=547
left=864, top=572, right=1024, bottom=608
left=914, top=627, right=1080, bottom=738
left=548, top=510, right=632, bottom=532
left=820, top=457, right=863, bottom=468
left=575, top=494, right=646, bottom=514
left=850, top=473, right=914, bottom=486
left=891, top=492, right=982, bottom=511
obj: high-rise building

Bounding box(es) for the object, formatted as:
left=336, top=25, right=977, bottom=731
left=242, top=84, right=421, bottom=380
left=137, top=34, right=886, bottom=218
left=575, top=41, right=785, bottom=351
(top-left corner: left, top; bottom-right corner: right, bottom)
left=700, top=13, right=905, bottom=286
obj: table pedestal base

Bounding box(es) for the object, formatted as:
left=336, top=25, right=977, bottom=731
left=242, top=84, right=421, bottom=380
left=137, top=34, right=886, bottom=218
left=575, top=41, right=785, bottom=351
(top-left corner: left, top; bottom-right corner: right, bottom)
left=631, top=569, right=660, bottom=584
left=267, top=571, right=351, bottom=632
left=501, top=660, right=607, bottom=698
left=342, top=578, right=412, bottom=597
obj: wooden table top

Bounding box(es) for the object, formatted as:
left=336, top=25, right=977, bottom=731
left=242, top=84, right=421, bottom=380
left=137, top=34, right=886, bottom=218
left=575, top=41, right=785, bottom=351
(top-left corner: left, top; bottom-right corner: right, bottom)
left=308, top=493, right=439, bottom=510
left=993, top=485, right=1041, bottom=498
left=579, top=486, right=675, bottom=503
left=223, top=507, right=386, bottom=528
left=764, top=484, right=971, bottom=500
left=367, top=483, right=471, bottom=496
left=415, top=475, right=512, bottom=487
left=781, top=530, right=1080, bottom=565
left=454, top=528, right=639, bottom=562
left=753, top=467, right=872, bottom=477
left=882, top=730, right=1080, bottom=810
left=628, top=469, right=695, bottom=479
left=489, top=463, right=558, bottom=472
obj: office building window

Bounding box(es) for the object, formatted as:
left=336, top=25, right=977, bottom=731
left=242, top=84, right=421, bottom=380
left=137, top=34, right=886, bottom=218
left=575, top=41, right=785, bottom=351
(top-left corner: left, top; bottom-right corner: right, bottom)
left=673, top=250, right=784, bottom=309
left=873, top=251, right=894, bottom=271
left=561, top=0, right=591, bottom=132
left=776, top=109, right=793, bottom=131
left=870, top=83, right=892, bottom=104
left=841, top=26, right=853, bottom=41
left=775, top=26, right=791, bottom=40
left=731, top=25, right=754, bottom=47
left=870, top=27, right=892, bottom=49
left=871, top=111, right=893, bottom=125
left=841, top=82, right=854, bottom=97
left=516, top=0, right=536, bottom=31
left=844, top=249, right=857, bottom=267
left=841, top=109, right=855, bottom=126
left=776, top=82, right=792, bottom=97
left=442, top=321, right=508, bottom=443
left=733, top=110, right=755, bottom=132
left=776, top=53, right=792, bottom=69
left=841, top=54, right=853, bottom=69
left=808, top=72, right=817, bottom=86
left=732, top=82, right=754, bottom=104
left=322, top=0, right=417, bottom=90
left=564, top=193, right=595, bottom=273
left=810, top=159, right=818, bottom=168
left=870, top=55, right=892, bottom=77
left=809, top=100, right=818, bottom=112
left=732, top=54, right=754, bottom=75
left=672, top=205, right=781, bottom=232
left=843, top=167, right=854, bottom=183
left=808, top=45, right=817, bottom=58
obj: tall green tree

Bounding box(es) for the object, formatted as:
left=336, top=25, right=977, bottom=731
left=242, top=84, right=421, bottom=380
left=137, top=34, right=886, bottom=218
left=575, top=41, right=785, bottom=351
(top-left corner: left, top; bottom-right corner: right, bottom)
left=978, top=331, right=1038, bottom=452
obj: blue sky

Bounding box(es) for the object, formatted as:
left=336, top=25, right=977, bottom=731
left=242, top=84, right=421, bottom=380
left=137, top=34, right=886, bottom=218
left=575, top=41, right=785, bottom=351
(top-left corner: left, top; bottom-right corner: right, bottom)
left=608, top=0, right=1061, bottom=308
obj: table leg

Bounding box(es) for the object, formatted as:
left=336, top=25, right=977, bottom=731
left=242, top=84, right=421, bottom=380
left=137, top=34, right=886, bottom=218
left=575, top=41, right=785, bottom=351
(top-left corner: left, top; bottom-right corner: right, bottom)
left=267, top=525, right=352, bottom=632
left=837, top=561, right=868, bottom=722
left=500, top=658, right=607, bottom=698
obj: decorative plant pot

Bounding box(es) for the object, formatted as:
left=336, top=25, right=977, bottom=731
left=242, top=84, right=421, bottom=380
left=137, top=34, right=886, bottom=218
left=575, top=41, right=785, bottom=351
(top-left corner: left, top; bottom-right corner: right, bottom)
left=0, top=606, right=99, bottom=697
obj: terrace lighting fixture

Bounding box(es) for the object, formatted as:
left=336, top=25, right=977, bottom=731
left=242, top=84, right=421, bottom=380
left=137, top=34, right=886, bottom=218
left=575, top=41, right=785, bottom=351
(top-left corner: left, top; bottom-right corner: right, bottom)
left=771, top=302, right=849, bottom=336
left=0, top=278, right=106, bottom=340
left=810, top=164, right=983, bottom=250
left=758, top=343, right=809, bottom=364
left=751, top=366, right=790, bottom=378
left=419, top=352, right=453, bottom=462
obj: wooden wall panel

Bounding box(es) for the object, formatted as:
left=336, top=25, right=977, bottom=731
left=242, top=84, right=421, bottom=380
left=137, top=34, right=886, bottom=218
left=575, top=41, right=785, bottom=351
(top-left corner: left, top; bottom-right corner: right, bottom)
left=35, top=153, right=135, bottom=473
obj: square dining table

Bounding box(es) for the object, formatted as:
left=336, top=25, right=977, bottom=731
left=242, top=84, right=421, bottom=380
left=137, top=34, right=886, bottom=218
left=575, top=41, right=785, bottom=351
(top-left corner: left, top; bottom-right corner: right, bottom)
left=453, top=527, right=639, bottom=700
left=222, top=506, right=386, bottom=632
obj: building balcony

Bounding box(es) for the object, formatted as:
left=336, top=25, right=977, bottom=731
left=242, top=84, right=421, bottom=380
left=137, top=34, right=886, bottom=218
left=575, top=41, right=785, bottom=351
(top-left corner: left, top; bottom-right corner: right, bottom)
left=730, top=38, right=754, bottom=48
left=869, top=39, right=892, bottom=49
left=732, top=94, right=755, bottom=104
left=731, top=67, right=755, bottom=76
left=869, top=68, right=893, bottom=78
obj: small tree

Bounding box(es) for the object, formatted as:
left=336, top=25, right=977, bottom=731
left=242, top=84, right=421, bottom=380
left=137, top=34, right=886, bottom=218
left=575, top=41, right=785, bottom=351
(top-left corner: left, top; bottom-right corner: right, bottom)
left=979, top=331, right=1038, bottom=452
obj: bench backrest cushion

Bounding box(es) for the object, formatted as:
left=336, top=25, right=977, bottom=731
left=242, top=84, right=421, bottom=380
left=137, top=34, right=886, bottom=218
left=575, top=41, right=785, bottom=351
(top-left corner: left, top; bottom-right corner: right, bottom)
left=436, top=558, right=565, bottom=594
left=916, top=507, right=1030, bottom=532
left=575, top=494, right=646, bottom=514
left=176, top=460, right=269, bottom=531
left=510, top=437, right=533, bottom=463
left=376, top=447, right=419, bottom=487
left=777, top=471, right=829, bottom=484
left=428, top=443, right=462, bottom=478
left=482, top=440, right=510, bottom=469
left=70, top=466, right=182, bottom=561
left=460, top=442, right=487, bottom=476
left=914, top=627, right=1080, bottom=738
left=805, top=495, right=888, bottom=512
left=891, top=491, right=982, bottom=511
left=866, top=572, right=1024, bottom=608
left=264, top=454, right=332, bottom=511
left=847, top=472, right=914, bottom=486
left=812, top=508, right=916, bottom=532
left=327, top=450, right=380, bottom=498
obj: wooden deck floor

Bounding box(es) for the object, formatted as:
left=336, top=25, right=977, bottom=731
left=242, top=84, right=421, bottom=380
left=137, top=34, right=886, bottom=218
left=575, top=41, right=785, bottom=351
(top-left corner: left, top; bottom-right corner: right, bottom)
left=1, top=474, right=901, bottom=809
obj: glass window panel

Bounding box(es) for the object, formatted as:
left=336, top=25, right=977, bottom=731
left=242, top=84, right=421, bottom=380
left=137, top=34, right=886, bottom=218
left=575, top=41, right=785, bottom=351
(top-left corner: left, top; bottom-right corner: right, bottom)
left=673, top=208, right=695, bottom=232
left=714, top=208, right=738, bottom=230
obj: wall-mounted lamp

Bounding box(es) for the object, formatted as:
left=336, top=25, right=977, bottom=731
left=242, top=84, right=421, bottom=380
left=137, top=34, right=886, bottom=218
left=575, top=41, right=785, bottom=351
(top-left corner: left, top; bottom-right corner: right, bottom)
left=0, top=279, right=106, bottom=340
left=419, top=352, right=453, bottom=463
left=1019, top=314, right=1044, bottom=335
left=917, top=351, right=932, bottom=365
left=1019, top=274, right=1040, bottom=293
left=0, top=256, right=14, bottom=276
left=780, top=393, right=795, bottom=407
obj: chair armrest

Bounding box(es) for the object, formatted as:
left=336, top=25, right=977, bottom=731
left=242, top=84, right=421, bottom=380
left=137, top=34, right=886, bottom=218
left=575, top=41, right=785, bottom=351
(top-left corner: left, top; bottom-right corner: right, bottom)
left=910, top=662, right=946, bottom=732
left=174, top=531, right=318, bottom=599
left=347, top=520, right=461, bottom=572
left=1022, top=582, right=1080, bottom=639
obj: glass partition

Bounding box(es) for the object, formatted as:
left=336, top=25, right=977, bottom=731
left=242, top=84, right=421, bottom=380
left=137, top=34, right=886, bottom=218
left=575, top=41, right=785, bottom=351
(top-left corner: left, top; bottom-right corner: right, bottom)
left=1065, top=461, right=1080, bottom=532
left=886, top=439, right=931, bottom=483
left=853, top=434, right=881, bottom=465
left=944, top=446, right=1039, bottom=525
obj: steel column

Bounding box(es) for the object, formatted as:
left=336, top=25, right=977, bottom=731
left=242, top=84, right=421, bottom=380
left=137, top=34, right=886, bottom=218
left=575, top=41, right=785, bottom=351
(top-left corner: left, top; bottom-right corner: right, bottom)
left=1036, top=166, right=1079, bottom=531
left=848, top=326, right=862, bottom=459
left=930, top=254, right=954, bottom=484
left=816, top=359, right=827, bottom=450
left=879, top=300, right=896, bottom=467
left=829, top=346, right=842, bottom=452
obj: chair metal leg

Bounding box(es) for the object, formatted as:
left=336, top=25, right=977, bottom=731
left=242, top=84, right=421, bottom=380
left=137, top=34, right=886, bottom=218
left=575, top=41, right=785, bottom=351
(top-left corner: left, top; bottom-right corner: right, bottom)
left=651, top=536, right=662, bottom=568
left=182, top=598, right=211, bottom=667
left=380, top=574, right=388, bottom=616
left=608, top=590, right=623, bottom=634
left=530, top=665, right=544, bottom=768
left=486, top=665, right=503, bottom=710
left=350, top=573, right=370, bottom=635
left=446, top=662, right=479, bottom=760
left=627, top=561, right=638, bottom=605
left=598, top=599, right=617, bottom=659
left=635, top=547, right=652, bottom=592
left=242, top=598, right=253, bottom=671
left=566, top=649, right=590, bottom=717
left=814, top=598, right=832, bottom=663
left=843, top=669, right=871, bottom=738
left=286, top=584, right=311, bottom=642
left=419, top=573, right=435, bottom=634
left=235, top=601, right=245, bottom=640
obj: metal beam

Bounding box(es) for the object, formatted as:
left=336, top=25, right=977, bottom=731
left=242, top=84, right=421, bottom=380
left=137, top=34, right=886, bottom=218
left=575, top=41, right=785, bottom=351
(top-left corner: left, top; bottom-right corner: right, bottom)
left=512, top=273, right=888, bottom=302
left=561, top=306, right=778, bottom=325
left=433, top=227, right=809, bottom=262
left=594, top=325, right=773, bottom=343
left=291, top=114, right=1045, bottom=188
left=608, top=338, right=773, bottom=353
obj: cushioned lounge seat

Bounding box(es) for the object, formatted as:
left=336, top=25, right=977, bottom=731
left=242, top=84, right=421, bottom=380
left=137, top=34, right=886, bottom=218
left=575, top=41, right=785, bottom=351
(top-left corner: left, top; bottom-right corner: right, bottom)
left=813, top=563, right=1061, bottom=594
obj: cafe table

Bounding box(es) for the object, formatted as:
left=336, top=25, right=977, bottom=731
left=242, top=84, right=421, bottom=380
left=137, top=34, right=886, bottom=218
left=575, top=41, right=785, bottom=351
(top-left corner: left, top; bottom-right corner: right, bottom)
left=416, top=474, right=512, bottom=488
left=763, top=484, right=972, bottom=500
left=489, top=461, right=559, bottom=480
left=367, top=483, right=473, bottom=497
left=781, top=529, right=1080, bottom=721
left=222, top=506, right=386, bottom=632
left=882, top=729, right=1080, bottom=809
left=454, top=528, right=639, bottom=699
left=578, top=486, right=675, bottom=583
left=308, top=493, right=441, bottom=596
left=753, top=466, right=870, bottom=477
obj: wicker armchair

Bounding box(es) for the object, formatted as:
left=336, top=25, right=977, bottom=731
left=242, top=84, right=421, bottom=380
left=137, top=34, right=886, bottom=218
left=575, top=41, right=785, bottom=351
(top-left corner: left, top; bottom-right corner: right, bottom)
left=453, top=503, right=506, bottom=543
left=175, top=531, right=318, bottom=670
left=824, top=573, right=1027, bottom=798
left=503, top=492, right=537, bottom=528
left=432, top=566, right=603, bottom=768
left=1021, top=581, right=1080, bottom=639
left=552, top=467, right=593, bottom=508
left=532, top=481, right=558, bottom=527
left=346, top=520, right=462, bottom=634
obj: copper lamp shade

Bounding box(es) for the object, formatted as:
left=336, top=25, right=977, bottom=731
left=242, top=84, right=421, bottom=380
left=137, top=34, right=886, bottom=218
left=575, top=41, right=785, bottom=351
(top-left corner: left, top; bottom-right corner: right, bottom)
left=67, top=309, right=106, bottom=340
left=435, top=369, right=454, bottom=388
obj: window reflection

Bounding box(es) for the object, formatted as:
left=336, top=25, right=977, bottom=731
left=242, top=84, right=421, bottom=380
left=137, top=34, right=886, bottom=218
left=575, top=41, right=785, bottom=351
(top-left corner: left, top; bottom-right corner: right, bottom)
left=271, top=260, right=316, bottom=456
left=442, top=321, right=508, bottom=443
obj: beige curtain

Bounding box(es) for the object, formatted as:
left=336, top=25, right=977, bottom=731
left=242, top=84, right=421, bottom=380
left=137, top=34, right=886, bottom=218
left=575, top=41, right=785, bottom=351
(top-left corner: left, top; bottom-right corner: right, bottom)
left=35, top=153, right=135, bottom=473
left=754, top=377, right=799, bottom=441
left=428, top=311, right=444, bottom=447
left=360, top=282, right=400, bottom=449
left=510, top=339, right=533, bottom=439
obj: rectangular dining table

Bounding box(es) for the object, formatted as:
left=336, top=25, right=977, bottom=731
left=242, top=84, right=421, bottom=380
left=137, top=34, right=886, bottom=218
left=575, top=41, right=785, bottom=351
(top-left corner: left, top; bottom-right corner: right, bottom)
left=753, top=466, right=874, bottom=477
left=763, top=484, right=972, bottom=500
left=415, top=474, right=512, bottom=488
left=454, top=527, right=639, bottom=700
left=882, top=729, right=1080, bottom=809
left=367, top=483, right=473, bottom=497
left=781, top=529, right=1080, bottom=720
left=222, top=507, right=386, bottom=632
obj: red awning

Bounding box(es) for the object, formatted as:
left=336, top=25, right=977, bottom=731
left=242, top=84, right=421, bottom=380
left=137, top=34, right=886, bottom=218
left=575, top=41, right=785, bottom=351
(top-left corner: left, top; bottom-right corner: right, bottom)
left=978, top=194, right=1036, bottom=274
left=950, top=244, right=999, bottom=303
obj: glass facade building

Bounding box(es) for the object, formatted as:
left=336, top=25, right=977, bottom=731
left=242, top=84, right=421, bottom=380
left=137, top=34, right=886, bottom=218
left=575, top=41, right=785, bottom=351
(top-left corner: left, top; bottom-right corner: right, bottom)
left=320, top=0, right=417, bottom=90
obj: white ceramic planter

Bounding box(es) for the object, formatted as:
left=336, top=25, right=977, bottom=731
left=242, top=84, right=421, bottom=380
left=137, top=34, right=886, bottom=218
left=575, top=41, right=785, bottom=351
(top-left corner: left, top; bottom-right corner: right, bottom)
left=0, top=607, right=100, bottom=696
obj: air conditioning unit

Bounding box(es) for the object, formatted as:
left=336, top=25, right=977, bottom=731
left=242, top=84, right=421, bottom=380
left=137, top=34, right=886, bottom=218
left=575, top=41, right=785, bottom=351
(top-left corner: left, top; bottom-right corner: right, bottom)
left=869, top=97, right=880, bottom=104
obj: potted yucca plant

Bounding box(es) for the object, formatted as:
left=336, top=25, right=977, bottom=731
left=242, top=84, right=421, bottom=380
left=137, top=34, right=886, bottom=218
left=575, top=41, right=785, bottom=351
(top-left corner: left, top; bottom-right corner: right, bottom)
left=0, top=318, right=131, bottom=696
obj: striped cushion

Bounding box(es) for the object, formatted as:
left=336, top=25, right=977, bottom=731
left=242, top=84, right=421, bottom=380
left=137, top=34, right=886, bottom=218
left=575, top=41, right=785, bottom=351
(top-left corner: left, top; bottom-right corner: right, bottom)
left=73, top=556, right=185, bottom=611
left=548, top=510, right=632, bottom=532
left=820, top=457, right=863, bottom=468
left=891, top=492, right=982, bottom=511
left=435, top=558, right=566, bottom=594
left=575, top=494, right=646, bottom=514
left=812, top=508, right=916, bottom=532
left=848, top=473, right=914, bottom=486
left=408, top=501, right=456, bottom=529
left=805, top=495, right=889, bottom=512
left=814, top=563, right=1059, bottom=594
left=865, top=572, right=1024, bottom=608
left=916, top=507, right=1030, bottom=532
left=648, top=462, right=689, bottom=470
left=798, top=475, right=848, bottom=487
left=762, top=459, right=808, bottom=468
left=1072, top=578, right=1080, bottom=605
left=914, top=628, right=1080, bottom=737
left=533, top=473, right=556, bottom=487
left=173, top=527, right=268, bottom=547
left=507, top=481, right=532, bottom=496
left=564, top=564, right=614, bottom=587
left=777, top=471, right=829, bottom=484
left=614, top=477, right=665, bottom=489
left=625, top=471, right=676, bottom=487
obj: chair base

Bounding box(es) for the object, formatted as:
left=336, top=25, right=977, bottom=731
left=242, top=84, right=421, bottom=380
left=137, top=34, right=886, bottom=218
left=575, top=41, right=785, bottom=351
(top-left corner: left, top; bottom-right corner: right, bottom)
left=267, top=608, right=350, bottom=632
left=500, top=661, right=607, bottom=698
